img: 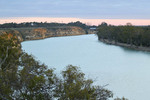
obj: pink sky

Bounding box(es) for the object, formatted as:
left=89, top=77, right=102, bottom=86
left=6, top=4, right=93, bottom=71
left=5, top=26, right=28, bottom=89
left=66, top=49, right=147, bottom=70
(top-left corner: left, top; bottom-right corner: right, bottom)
left=0, top=17, right=150, bottom=26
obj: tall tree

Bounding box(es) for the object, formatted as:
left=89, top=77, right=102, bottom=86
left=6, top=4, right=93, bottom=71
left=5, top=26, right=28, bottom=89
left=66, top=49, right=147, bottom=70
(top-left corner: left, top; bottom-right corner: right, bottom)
left=56, top=65, right=113, bottom=100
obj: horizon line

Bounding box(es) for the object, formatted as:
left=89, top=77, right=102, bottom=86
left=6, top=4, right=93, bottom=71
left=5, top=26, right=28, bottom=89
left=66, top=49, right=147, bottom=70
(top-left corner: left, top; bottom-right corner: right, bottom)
left=0, top=17, right=150, bottom=26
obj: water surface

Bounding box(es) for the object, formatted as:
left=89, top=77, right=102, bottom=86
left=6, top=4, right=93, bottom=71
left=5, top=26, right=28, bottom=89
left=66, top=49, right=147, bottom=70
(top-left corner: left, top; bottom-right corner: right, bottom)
left=22, top=34, right=150, bottom=100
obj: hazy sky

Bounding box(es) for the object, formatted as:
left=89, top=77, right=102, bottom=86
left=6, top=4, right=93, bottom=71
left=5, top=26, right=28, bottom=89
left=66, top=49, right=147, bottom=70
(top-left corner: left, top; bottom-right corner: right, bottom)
left=0, top=0, right=150, bottom=19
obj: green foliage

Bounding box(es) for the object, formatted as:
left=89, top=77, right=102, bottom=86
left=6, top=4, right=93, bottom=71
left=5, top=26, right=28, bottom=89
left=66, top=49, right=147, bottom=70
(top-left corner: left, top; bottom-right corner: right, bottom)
left=56, top=65, right=113, bottom=100
left=0, top=52, right=57, bottom=100
left=56, top=65, right=95, bottom=100
left=114, top=97, right=128, bottom=100
left=0, top=34, right=20, bottom=99
left=97, top=22, right=150, bottom=47
left=0, top=34, right=21, bottom=70
left=0, top=21, right=95, bottom=30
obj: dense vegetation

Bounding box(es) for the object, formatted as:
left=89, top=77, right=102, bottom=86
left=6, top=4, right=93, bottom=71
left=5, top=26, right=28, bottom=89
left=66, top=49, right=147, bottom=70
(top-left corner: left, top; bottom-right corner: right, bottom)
left=0, top=21, right=97, bottom=30
left=97, top=22, right=150, bottom=47
left=0, top=33, right=119, bottom=100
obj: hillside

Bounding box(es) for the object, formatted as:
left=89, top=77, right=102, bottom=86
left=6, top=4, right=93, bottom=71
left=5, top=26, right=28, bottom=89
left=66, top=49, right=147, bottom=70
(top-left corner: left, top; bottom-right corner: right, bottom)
left=0, top=26, right=96, bottom=42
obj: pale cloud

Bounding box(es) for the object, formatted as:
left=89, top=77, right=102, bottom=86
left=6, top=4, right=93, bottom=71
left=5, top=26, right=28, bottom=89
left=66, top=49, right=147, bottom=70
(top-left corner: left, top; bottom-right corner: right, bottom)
left=0, top=17, right=150, bottom=26
left=0, top=0, right=150, bottom=19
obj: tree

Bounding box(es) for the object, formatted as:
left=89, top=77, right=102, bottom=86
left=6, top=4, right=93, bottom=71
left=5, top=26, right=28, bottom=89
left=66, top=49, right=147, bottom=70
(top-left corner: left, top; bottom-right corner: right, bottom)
left=15, top=53, right=57, bottom=100
left=97, top=23, right=150, bottom=48
left=0, top=34, right=21, bottom=99
left=100, top=22, right=108, bottom=26
left=0, top=52, right=57, bottom=100
left=0, top=33, right=21, bottom=70
left=56, top=65, right=113, bottom=100
left=0, top=34, right=57, bottom=100
left=114, top=97, right=128, bottom=100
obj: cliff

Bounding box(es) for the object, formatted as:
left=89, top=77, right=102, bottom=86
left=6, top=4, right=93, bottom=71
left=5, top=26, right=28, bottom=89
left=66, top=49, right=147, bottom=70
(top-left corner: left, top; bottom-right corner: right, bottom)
left=0, top=26, right=94, bottom=42
left=0, top=29, right=23, bottom=42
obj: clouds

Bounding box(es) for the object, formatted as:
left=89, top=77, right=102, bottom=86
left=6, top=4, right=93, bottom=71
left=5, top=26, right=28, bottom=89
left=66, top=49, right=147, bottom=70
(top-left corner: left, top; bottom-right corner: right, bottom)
left=0, top=0, right=149, bottom=19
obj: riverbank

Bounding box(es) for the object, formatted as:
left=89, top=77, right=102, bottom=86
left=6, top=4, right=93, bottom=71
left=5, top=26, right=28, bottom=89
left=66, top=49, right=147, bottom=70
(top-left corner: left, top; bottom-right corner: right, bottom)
left=0, top=26, right=96, bottom=42
left=99, top=38, right=150, bottom=52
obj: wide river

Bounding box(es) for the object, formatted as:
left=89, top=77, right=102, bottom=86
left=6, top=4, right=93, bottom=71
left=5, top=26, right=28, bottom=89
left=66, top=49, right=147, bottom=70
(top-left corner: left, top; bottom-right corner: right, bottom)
left=22, top=34, right=150, bottom=100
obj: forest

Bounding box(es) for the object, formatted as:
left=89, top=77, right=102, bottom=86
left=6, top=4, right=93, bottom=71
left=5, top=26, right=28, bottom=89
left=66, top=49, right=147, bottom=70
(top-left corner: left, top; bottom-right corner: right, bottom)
left=0, top=21, right=97, bottom=30
left=97, top=22, right=150, bottom=47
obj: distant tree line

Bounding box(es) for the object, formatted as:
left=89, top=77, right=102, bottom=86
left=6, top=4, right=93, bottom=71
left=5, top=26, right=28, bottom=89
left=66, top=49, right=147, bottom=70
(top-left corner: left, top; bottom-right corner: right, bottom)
left=0, top=21, right=97, bottom=30
left=97, top=22, right=150, bottom=47
left=0, top=33, right=128, bottom=100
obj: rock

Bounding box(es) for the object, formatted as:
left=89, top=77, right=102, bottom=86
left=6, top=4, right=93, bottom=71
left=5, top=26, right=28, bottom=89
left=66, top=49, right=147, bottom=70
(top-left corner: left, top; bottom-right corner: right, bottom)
left=0, top=26, right=88, bottom=41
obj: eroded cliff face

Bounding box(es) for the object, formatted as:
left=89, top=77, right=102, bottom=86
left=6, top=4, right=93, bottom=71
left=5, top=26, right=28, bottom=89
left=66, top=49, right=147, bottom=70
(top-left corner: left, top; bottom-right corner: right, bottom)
left=0, top=30, right=23, bottom=42
left=0, top=26, right=89, bottom=41
left=25, top=26, right=86, bottom=40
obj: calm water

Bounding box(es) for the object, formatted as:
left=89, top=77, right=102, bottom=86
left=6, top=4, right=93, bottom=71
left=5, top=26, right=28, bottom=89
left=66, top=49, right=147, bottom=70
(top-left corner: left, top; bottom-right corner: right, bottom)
left=22, top=34, right=150, bottom=100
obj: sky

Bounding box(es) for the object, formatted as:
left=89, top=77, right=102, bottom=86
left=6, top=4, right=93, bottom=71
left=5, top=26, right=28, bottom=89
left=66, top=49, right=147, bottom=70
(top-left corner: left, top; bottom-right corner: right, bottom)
left=0, top=17, right=150, bottom=26
left=0, top=0, right=150, bottom=25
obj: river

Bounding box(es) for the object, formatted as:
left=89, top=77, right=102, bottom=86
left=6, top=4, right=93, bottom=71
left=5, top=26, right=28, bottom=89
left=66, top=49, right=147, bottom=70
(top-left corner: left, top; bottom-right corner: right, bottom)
left=21, top=34, right=150, bottom=100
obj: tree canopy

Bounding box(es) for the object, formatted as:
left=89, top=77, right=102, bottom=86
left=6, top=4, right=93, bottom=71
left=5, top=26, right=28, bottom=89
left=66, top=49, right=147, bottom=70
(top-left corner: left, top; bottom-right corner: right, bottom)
left=0, top=21, right=96, bottom=30
left=97, top=22, right=150, bottom=47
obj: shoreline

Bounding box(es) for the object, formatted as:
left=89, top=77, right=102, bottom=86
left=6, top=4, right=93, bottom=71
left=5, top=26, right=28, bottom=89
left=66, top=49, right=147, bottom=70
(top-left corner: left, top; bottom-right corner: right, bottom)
left=21, top=33, right=90, bottom=43
left=0, top=26, right=96, bottom=42
left=99, top=38, right=150, bottom=52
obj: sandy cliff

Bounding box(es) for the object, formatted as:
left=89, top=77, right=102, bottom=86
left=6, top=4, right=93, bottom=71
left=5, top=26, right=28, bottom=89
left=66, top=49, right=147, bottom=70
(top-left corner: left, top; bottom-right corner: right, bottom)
left=0, top=26, right=95, bottom=41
